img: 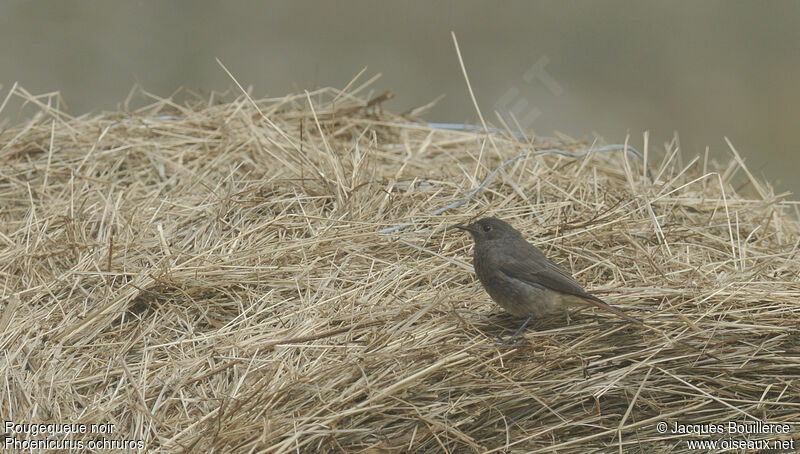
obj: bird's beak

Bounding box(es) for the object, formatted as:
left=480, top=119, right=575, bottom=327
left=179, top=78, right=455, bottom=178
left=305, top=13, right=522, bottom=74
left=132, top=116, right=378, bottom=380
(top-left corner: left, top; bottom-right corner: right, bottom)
left=452, top=224, right=475, bottom=233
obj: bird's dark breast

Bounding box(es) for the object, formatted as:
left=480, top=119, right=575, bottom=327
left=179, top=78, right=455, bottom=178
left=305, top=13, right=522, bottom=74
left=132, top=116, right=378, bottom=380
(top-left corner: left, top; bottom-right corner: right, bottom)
left=473, top=244, right=526, bottom=315
left=471, top=244, right=495, bottom=287
left=472, top=242, right=567, bottom=318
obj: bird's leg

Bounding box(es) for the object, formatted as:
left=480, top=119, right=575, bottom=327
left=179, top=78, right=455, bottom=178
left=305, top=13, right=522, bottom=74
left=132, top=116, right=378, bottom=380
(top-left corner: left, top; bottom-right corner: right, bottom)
left=500, top=316, right=532, bottom=345
left=562, top=306, right=571, bottom=325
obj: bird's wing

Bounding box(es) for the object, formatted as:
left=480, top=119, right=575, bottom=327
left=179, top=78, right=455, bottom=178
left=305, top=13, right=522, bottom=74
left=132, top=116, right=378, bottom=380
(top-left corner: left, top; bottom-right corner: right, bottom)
left=498, top=257, right=590, bottom=298
left=497, top=245, right=644, bottom=325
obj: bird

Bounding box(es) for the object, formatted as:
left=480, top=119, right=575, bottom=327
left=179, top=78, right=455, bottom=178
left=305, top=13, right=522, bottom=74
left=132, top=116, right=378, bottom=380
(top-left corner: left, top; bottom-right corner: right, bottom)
left=454, top=217, right=643, bottom=343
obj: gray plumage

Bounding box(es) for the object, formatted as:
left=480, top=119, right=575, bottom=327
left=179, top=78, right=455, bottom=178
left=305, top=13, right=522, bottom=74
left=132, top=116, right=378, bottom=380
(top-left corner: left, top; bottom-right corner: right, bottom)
left=455, top=217, right=642, bottom=332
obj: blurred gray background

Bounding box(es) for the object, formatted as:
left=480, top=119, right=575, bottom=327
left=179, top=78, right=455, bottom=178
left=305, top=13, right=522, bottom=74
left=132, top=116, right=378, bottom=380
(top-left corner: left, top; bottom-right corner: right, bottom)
left=2, top=1, right=798, bottom=197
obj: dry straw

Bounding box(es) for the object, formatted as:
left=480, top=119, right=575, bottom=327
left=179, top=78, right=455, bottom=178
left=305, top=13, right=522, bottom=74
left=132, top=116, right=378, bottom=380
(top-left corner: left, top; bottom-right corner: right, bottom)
left=1, top=78, right=799, bottom=453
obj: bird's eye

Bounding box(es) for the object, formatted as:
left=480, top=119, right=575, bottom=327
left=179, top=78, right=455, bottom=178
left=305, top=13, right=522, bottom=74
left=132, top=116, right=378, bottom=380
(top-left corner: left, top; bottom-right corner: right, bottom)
left=482, top=224, right=492, bottom=232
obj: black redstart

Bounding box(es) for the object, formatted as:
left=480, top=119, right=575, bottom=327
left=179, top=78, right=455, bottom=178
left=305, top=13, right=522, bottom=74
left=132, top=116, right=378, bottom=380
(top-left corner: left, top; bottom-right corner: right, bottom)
left=455, top=217, right=643, bottom=343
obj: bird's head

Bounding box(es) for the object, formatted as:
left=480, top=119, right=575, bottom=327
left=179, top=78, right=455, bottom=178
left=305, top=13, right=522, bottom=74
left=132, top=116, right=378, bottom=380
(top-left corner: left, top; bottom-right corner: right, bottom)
left=453, top=217, right=521, bottom=243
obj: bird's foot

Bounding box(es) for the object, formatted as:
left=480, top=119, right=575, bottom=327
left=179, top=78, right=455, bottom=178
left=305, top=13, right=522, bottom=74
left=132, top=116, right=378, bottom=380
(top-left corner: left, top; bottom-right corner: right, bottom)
left=494, top=336, right=525, bottom=347
left=495, top=334, right=525, bottom=346
left=495, top=316, right=532, bottom=345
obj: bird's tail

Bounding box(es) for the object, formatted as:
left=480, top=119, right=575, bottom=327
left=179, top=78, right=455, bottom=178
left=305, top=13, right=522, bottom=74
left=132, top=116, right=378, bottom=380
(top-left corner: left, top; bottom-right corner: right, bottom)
left=575, top=294, right=721, bottom=362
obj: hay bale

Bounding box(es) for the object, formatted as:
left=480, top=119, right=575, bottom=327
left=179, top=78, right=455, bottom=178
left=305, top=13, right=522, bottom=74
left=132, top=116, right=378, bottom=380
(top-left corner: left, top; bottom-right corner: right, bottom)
left=1, top=82, right=798, bottom=453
